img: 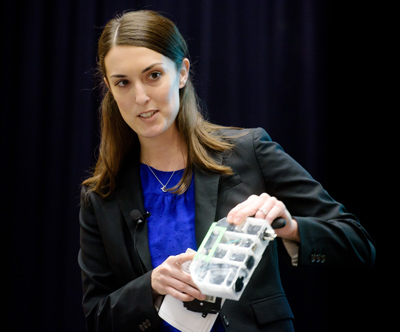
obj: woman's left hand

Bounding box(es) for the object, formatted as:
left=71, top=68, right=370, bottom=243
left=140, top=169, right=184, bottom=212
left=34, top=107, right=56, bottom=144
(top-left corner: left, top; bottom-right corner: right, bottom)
left=226, top=193, right=300, bottom=242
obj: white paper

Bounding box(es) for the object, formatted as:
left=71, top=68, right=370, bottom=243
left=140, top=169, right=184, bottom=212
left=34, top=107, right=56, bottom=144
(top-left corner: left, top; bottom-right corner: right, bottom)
left=158, top=294, right=220, bottom=332
left=158, top=248, right=222, bottom=332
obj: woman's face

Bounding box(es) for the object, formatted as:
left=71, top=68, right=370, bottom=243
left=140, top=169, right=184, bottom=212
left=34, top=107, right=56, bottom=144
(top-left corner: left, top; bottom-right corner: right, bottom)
left=104, top=46, right=189, bottom=142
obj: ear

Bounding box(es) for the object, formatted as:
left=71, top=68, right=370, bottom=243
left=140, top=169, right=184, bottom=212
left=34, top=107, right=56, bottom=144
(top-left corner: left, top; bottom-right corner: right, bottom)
left=179, top=58, right=190, bottom=89
left=103, top=77, right=110, bottom=89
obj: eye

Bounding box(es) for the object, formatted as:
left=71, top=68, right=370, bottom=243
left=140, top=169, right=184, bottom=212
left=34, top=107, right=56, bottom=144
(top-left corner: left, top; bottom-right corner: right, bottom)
left=148, top=71, right=162, bottom=81
left=115, top=79, right=130, bottom=87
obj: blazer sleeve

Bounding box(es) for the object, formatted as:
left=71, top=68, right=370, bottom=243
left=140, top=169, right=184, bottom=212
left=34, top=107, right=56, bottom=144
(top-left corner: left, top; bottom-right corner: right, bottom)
left=252, top=128, right=376, bottom=268
left=78, top=187, right=163, bottom=332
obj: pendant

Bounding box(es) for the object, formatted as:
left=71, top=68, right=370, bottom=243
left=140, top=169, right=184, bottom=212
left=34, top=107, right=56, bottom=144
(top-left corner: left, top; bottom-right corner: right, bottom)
left=161, top=186, right=167, bottom=192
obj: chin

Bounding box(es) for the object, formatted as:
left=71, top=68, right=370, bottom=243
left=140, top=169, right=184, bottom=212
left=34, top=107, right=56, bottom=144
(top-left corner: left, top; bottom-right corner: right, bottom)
left=136, top=127, right=169, bottom=140
left=134, top=119, right=178, bottom=141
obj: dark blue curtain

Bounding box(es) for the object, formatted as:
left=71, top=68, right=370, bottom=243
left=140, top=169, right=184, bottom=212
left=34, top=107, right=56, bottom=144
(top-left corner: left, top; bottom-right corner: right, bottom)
left=3, top=0, right=397, bottom=331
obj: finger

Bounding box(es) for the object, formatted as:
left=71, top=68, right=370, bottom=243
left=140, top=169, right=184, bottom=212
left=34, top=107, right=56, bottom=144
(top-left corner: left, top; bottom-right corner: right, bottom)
left=227, top=195, right=259, bottom=222
left=168, top=254, right=205, bottom=294
left=174, top=252, right=196, bottom=268
left=162, top=260, right=206, bottom=301
left=152, top=255, right=193, bottom=291
left=254, top=196, right=278, bottom=220
left=227, top=194, right=270, bottom=225
left=262, top=204, right=283, bottom=223
left=168, top=277, right=206, bottom=301
left=265, top=201, right=291, bottom=224
left=233, top=193, right=271, bottom=224
left=152, top=262, right=206, bottom=301
left=166, top=286, right=195, bottom=302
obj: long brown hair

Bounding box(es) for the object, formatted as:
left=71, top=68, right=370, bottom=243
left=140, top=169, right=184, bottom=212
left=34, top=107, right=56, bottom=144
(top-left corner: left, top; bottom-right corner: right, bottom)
left=83, top=10, right=238, bottom=197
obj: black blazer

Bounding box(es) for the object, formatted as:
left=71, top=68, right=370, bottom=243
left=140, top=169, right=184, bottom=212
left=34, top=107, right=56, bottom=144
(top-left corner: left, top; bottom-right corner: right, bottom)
left=78, top=128, right=375, bottom=332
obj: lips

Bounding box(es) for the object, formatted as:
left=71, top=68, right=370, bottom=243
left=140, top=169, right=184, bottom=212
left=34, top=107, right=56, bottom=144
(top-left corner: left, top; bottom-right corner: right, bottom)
left=138, top=110, right=158, bottom=119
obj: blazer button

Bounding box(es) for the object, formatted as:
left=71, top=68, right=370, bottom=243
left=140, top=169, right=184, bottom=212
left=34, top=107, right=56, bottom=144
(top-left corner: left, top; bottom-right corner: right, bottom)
left=321, top=254, right=326, bottom=263
left=143, top=319, right=151, bottom=328
left=139, top=319, right=151, bottom=330
left=311, top=254, right=316, bottom=263
left=222, top=315, right=230, bottom=326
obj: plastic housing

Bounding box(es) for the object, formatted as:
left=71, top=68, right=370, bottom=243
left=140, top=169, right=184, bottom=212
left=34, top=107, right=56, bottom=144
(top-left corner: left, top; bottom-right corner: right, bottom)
left=189, top=217, right=276, bottom=301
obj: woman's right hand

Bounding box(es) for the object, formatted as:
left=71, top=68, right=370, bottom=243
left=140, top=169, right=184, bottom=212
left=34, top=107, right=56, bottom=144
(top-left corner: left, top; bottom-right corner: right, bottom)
left=151, top=252, right=206, bottom=302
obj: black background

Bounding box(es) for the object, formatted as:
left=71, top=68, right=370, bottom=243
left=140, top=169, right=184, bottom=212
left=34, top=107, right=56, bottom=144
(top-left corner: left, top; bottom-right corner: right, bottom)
left=2, top=1, right=397, bottom=331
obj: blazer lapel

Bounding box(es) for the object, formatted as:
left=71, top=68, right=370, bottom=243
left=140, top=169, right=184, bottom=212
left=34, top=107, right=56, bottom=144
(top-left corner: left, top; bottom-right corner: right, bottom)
left=115, top=157, right=153, bottom=273
left=194, top=153, right=222, bottom=246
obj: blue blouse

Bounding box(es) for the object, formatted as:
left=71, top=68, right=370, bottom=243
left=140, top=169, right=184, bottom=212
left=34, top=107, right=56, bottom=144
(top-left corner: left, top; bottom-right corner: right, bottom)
left=140, top=164, right=197, bottom=268
left=140, top=164, right=225, bottom=332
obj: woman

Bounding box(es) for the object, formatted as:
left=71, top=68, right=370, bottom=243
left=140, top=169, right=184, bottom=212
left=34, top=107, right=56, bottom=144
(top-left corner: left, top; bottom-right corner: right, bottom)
left=78, top=10, right=375, bottom=332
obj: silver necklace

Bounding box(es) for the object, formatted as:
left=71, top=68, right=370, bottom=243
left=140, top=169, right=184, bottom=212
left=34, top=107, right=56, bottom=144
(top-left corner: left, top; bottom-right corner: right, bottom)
left=147, top=165, right=176, bottom=192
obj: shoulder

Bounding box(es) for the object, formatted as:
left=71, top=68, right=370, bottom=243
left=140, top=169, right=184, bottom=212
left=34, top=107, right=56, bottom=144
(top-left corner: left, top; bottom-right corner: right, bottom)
left=80, top=183, right=115, bottom=213
left=216, top=127, right=283, bottom=169
left=80, top=185, right=102, bottom=214
left=218, top=127, right=273, bottom=147
left=218, top=127, right=290, bottom=172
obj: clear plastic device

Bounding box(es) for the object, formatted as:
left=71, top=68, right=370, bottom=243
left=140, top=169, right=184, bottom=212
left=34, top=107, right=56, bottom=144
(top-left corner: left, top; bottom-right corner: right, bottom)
left=189, top=217, right=276, bottom=301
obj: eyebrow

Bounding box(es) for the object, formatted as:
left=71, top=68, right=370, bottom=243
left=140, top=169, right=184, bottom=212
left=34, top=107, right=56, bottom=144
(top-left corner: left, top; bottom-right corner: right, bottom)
left=110, top=63, right=163, bottom=78
left=141, top=63, right=163, bottom=73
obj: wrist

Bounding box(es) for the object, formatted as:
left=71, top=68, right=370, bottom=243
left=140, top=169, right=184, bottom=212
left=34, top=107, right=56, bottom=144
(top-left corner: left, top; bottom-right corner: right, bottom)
left=277, top=218, right=300, bottom=243
left=151, top=271, right=162, bottom=300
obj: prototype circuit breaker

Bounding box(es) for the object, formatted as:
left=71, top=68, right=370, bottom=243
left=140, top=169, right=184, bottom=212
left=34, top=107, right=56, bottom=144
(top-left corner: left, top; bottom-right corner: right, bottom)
left=189, top=217, right=276, bottom=301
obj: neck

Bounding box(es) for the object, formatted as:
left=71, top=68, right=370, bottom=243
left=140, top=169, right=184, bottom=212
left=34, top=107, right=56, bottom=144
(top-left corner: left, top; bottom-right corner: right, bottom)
left=139, top=130, right=187, bottom=172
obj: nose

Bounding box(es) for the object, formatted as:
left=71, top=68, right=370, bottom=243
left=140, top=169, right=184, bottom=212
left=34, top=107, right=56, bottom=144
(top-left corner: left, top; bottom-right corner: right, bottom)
left=134, top=83, right=150, bottom=105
